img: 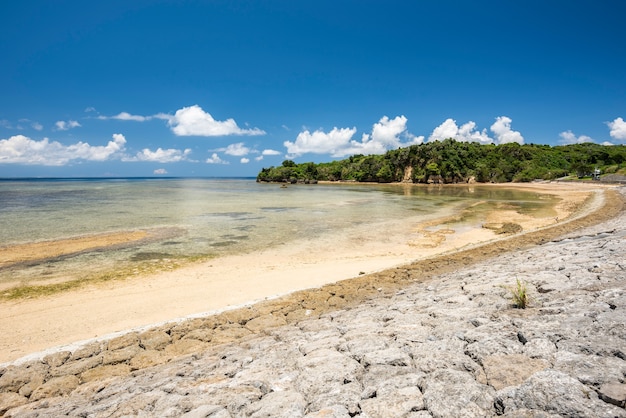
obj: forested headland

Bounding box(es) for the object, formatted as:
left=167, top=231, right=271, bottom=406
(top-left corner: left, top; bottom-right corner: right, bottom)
left=257, top=140, right=626, bottom=184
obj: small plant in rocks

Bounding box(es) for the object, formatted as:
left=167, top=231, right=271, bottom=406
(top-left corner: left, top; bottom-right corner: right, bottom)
left=509, top=278, right=529, bottom=309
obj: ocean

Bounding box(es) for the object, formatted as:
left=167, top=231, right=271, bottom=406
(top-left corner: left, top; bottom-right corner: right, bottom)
left=0, top=178, right=557, bottom=290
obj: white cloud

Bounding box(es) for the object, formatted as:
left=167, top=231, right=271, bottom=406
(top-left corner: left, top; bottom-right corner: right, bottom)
left=131, top=147, right=192, bottom=163
left=55, top=120, right=81, bottom=131
left=255, top=155, right=264, bottom=161
left=262, top=149, right=281, bottom=156
left=607, top=117, right=626, bottom=141
left=429, top=119, right=459, bottom=142
left=284, top=115, right=423, bottom=159
left=32, top=122, right=43, bottom=131
left=429, top=118, right=492, bottom=144
left=168, top=105, right=265, bottom=137
left=601, top=141, right=615, bottom=146
left=490, top=116, right=524, bottom=144
left=284, top=127, right=357, bottom=158
left=0, top=134, right=126, bottom=166
left=111, top=112, right=149, bottom=122
left=223, top=142, right=251, bottom=156
left=154, top=168, right=168, bottom=175
left=558, top=130, right=594, bottom=145
left=206, top=153, right=229, bottom=164
left=240, top=157, right=250, bottom=164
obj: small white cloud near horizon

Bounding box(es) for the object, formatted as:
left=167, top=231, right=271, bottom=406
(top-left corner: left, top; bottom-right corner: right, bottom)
left=168, top=105, right=265, bottom=137
left=0, top=133, right=126, bottom=166
left=559, top=130, right=594, bottom=145
left=206, top=153, right=229, bottom=164
left=262, top=149, right=281, bottom=156
left=284, top=115, right=423, bottom=159
left=607, top=117, right=626, bottom=141
left=129, top=147, right=192, bottom=163
left=54, top=120, right=81, bottom=131
left=154, top=168, right=168, bottom=175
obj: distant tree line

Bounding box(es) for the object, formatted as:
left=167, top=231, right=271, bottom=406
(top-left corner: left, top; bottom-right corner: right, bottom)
left=257, top=140, right=626, bottom=184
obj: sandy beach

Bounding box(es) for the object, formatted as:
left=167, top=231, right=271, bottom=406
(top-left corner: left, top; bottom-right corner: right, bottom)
left=0, top=182, right=616, bottom=365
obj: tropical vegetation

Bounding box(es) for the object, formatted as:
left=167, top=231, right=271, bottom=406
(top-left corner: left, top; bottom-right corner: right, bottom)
left=257, top=140, right=626, bottom=184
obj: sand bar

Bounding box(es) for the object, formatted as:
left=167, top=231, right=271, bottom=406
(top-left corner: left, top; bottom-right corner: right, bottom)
left=0, top=182, right=618, bottom=364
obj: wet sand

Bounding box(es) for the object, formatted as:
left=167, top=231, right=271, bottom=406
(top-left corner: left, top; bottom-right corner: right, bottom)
left=0, top=182, right=616, bottom=364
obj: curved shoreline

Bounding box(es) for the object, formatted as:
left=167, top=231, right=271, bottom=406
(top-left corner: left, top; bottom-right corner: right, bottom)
left=0, top=183, right=621, bottom=367
left=2, top=186, right=623, bottom=416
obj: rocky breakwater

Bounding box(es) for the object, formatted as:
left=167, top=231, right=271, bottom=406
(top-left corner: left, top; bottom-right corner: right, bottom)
left=1, top=188, right=625, bottom=417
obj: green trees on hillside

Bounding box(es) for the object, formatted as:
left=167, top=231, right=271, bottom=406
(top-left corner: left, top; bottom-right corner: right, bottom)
left=257, top=140, right=626, bottom=184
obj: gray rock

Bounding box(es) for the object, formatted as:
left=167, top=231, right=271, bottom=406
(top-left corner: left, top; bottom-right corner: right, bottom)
left=598, top=382, right=626, bottom=408
left=496, top=370, right=626, bottom=418
left=421, top=369, right=495, bottom=418
left=482, top=354, right=549, bottom=390
left=244, top=390, right=306, bottom=417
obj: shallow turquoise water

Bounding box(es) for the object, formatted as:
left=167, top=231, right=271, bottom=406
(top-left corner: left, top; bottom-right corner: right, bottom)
left=0, top=178, right=557, bottom=286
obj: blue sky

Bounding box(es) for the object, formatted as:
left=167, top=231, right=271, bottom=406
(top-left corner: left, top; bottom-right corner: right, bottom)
left=1, top=0, right=625, bottom=177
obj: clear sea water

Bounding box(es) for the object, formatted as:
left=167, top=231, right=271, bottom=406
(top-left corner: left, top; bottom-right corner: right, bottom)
left=0, top=178, right=557, bottom=288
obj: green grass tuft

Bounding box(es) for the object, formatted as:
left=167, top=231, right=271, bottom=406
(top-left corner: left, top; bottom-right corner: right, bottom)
left=510, top=278, right=529, bottom=309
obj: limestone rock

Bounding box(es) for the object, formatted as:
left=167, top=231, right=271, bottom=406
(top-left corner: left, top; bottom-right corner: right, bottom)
left=80, top=364, right=131, bottom=383
left=244, top=390, right=306, bottom=417
left=0, top=392, right=28, bottom=415
left=495, top=370, right=626, bottom=418
left=30, top=375, right=79, bottom=401
left=139, top=329, right=172, bottom=350
left=43, top=350, right=71, bottom=367
left=482, top=354, right=549, bottom=390
left=421, top=369, right=495, bottom=418
left=107, top=332, right=139, bottom=351
left=598, top=382, right=626, bottom=408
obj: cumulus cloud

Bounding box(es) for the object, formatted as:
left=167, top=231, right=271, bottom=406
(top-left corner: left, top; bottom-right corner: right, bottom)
left=54, top=120, right=81, bottom=131
left=284, top=115, right=423, bottom=159
left=130, top=147, right=192, bottom=163
left=284, top=127, right=357, bottom=158
left=168, top=105, right=265, bottom=137
left=607, top=117, right=626, bottom=141
left=154, top=168, right=168, bottom=175
left=559, top=130, right=594, bottom=145
left=429, top=119, right=492, bottom=144
left=0, top=134, right=126, bottom=166
left=490, top=116, right=524, bottom=144
left=240, top=158, right=250, bottom=164
left=206, top=153, right=229, bottom=164
left=223, top=142, right=251, bottom=156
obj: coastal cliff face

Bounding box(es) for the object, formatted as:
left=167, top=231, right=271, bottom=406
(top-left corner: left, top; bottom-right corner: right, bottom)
left=1, top=189, right=625, bottom=417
